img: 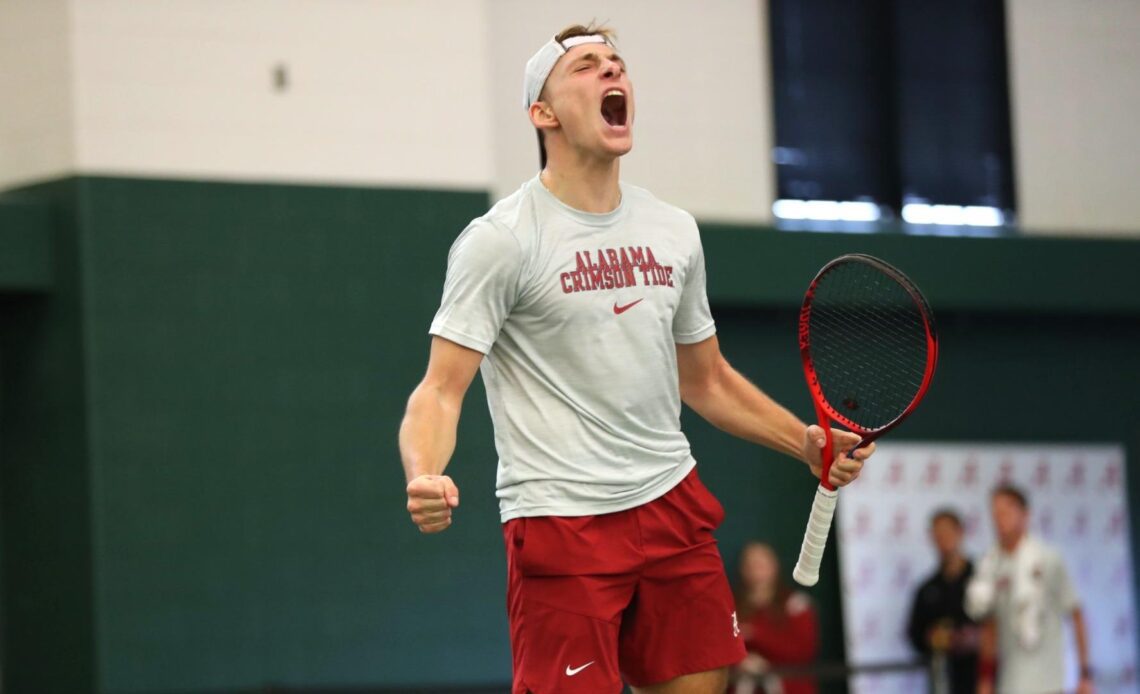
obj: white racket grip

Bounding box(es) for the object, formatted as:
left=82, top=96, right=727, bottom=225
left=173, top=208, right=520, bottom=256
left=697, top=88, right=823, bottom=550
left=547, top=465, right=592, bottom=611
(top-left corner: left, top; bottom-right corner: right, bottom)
left=792, top=485, right=839, bottom=587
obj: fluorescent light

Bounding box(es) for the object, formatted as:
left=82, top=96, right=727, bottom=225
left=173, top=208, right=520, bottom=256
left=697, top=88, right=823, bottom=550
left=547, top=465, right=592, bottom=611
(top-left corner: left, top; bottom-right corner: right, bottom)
left=773, top=199, right=882, bottom=223
left=837, top=201, right=881, bottom=222
left=963, top=206, right=1004, bottom=227
left=902, top=203, right=1005, bottom=227
left=772, top=199, right=807, bottom=220
left=901, top=204, right=932, bottom=224
left=805, top=200, right=840, bottom=221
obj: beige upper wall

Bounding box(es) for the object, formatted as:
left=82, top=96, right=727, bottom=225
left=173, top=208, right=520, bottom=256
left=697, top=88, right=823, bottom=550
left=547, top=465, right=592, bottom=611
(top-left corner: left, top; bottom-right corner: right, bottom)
left=71, top=0, right=493, bottom=190
left=2, top=0, right=1139, bottom=237
left=0, top=0, right=74, bottom=191
left=488, top=0, right=775, bottom=223
left=1006, top=0, right=1140, bottom=236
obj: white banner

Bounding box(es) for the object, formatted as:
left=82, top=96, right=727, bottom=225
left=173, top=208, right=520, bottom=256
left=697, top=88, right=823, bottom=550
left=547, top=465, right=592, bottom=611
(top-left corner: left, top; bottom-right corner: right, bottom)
left=836, top=442, right=1137, bottom=693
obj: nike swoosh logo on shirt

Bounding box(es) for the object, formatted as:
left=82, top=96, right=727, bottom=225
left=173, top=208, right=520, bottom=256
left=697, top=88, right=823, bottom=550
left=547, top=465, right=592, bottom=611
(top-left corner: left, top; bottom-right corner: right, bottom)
left=613, top=299, right=643, bottom=315
left=565, top=661, right=595, bottom=676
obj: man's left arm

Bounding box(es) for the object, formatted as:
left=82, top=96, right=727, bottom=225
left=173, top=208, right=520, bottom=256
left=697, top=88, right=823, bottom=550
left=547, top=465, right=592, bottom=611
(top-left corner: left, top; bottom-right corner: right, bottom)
left=1072, top=607, right=1093, bottom=693
left=1054, top=551, right=1093, bottom=693
left=676, top=334, right=870, bottom=486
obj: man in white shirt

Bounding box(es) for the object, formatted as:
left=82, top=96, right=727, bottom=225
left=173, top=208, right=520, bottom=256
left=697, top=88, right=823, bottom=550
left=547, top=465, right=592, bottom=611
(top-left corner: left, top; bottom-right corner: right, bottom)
left=966, top=485, right=1093, bottom=694
left=399, top=23, right=871, bottom=693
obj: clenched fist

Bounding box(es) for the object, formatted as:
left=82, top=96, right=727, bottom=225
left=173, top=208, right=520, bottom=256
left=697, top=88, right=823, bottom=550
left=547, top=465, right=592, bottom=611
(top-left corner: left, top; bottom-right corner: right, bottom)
left=406, top=474, right=460, bottom=533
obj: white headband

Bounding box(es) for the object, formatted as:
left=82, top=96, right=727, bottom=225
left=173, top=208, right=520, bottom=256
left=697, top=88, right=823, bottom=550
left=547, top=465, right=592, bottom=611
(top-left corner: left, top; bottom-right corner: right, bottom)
left=523, top=33, right=612, bottom=109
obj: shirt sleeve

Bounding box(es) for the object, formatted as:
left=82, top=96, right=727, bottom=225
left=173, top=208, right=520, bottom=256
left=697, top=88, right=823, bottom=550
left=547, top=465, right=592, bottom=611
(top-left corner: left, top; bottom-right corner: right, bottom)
left=672, top=227, right=716, bottom=344
left=429, top=219, right=523, bottom=354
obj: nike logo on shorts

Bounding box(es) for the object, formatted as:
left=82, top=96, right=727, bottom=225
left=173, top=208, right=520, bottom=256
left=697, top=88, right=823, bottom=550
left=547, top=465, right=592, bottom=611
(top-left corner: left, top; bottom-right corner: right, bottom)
left=565, top=661, right=595, bottom=676
left=613, top=299, right=643, bottom=315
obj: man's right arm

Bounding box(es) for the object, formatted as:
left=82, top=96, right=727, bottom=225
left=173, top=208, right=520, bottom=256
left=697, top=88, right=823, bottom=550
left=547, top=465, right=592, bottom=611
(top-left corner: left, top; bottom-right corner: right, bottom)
left=399, top=336, right=484, bottom=533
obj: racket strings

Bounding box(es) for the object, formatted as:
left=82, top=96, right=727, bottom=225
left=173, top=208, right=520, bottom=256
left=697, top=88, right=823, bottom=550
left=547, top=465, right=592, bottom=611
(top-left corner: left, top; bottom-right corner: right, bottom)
left=807, top=262, right=931, bottom=430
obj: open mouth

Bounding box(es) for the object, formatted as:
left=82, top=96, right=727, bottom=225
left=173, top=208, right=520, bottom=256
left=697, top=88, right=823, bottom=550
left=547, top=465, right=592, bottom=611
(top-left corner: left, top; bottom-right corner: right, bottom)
left=601, top=89, right=628, bottom=128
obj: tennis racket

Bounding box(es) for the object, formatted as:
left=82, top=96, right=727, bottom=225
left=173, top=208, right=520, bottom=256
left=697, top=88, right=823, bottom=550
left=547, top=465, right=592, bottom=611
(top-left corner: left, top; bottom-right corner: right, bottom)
left=792, top=253, right=938, bottom=587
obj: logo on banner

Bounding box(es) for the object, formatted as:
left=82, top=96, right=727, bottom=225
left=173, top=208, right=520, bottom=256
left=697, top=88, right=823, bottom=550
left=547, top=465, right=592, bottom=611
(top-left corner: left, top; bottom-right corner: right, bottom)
left=1102, top=463, right=1122, bottom=489
left=857, top=558, right=876, bottom=589
left=922, top=457, right=941, bottom=487
left=1033, top=458, right=1051, bottom=489
left=1112, top=560, right=1128, bottom=589
left=1067, top=459, right=1087, bottom=488
left=964, top=509, right=982, bottom=539
left=1069, top=509, right=1089, bottom=539
left=858, top=614, right=880, bottom=643
left=889, top=507, right=909, bottom=539
left=852, top=506, right=873, bottom=539
left=957, top=456, right=980, bottom=488
left=891, top=559, right=913, bottom=591
left=1107, top=508, right=1125, bottom=539
left=997, top=457, right=1015, bottom=484
left=885, top=459, right=905, bottom=488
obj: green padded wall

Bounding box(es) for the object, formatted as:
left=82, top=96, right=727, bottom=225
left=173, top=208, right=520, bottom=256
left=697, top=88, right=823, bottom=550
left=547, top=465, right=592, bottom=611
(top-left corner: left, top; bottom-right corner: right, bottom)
left=0, top=194, right=54, bottom=292
left=0, top=179, right=96, bottom=693
left=74, top=178, right=501, bottom=691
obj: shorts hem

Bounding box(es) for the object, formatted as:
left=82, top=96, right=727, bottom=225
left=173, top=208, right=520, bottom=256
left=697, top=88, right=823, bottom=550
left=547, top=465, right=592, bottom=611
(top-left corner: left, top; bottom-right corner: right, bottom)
left=623, top=647, right=746, bottom=688
left=514, top=676, right=624, bottom=694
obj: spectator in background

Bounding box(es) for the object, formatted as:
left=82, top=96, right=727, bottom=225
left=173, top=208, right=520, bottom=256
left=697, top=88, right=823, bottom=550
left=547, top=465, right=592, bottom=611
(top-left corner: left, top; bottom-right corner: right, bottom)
left=965, top=484, right=1093, bottom=694
left=731, top=542, right=819, bottom=694
left=906, top=508, right=980, bottom=694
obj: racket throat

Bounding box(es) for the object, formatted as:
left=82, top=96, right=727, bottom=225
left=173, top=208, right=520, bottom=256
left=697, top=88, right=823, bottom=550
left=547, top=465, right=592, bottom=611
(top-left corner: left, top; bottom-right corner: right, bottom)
left=813, top=400, right=838, bottom=492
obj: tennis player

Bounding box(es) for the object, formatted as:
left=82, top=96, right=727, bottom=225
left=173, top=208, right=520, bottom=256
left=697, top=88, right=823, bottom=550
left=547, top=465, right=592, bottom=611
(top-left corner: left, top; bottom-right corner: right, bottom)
left=399, top=23, right=872, bottom=694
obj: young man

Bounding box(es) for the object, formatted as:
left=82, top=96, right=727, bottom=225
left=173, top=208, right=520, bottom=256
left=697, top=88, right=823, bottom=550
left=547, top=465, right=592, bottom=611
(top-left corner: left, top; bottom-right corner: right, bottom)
left=399, top=24, right=871, bottom=693
left=965, top=485, right=1093, bottom=694
left=906, top=509, right=979, bottom=694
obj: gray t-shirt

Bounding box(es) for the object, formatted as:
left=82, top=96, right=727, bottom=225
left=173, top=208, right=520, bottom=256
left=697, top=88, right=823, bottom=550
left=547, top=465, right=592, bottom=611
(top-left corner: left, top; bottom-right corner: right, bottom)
left=966, top=536, right=1080, bottom=693
left=429, top=177, right=716, bottom=521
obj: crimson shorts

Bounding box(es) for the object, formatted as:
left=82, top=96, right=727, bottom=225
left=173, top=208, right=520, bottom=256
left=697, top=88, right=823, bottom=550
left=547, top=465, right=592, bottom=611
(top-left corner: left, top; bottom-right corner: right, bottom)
left=502, top=467, right=745, bottom=693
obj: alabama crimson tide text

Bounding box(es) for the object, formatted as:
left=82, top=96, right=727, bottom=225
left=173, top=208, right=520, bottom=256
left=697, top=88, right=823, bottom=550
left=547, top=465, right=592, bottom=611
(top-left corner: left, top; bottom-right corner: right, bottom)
left=559, top=246, right=674, bottom=294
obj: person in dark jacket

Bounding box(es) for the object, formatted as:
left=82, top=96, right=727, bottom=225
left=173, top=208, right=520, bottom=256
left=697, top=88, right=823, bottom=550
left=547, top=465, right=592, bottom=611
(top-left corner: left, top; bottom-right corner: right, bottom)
left=907, top=509, right=980, bottom=694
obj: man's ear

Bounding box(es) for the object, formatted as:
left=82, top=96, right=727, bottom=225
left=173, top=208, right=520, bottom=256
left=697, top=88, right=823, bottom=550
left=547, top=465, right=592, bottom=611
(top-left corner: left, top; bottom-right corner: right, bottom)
left=529, top=101, right=559, bottom=132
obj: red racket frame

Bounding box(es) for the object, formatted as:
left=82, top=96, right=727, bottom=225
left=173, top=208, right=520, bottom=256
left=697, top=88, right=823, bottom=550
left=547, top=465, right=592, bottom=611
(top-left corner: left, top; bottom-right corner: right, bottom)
left=799, top=253, right=939, bottom=490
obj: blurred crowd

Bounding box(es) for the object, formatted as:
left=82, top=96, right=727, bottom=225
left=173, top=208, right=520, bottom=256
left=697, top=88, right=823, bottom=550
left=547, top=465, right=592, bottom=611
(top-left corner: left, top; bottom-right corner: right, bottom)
left=730, top=484, right=1091, bottom=694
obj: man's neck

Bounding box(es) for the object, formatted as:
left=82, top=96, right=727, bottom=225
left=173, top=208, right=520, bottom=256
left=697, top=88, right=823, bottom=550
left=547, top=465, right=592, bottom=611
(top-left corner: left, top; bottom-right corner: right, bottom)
left=540, top=155, right=621, bottom=214
left=940, top=552, right=967, bottom=579
left=999, top=532, right=1025, bottom=553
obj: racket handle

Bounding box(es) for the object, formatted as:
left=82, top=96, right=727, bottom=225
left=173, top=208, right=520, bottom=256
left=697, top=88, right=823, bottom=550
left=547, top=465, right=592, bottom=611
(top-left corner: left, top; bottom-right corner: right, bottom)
left=792, top=484, right=839, bottom=587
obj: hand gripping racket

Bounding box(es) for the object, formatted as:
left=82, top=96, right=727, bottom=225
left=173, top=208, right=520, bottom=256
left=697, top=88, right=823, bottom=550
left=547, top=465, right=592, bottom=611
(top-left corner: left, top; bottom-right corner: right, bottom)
left=792, top=254, right=938, bottom=586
